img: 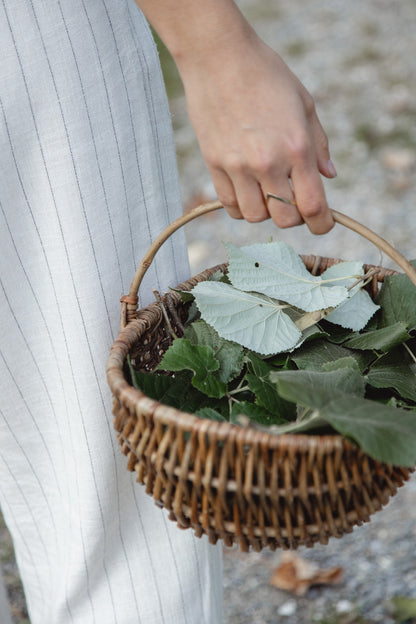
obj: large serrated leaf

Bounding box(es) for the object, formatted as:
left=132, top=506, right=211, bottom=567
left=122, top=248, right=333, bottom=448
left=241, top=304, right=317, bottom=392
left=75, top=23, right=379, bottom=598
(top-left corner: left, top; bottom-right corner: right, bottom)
left=196, top=407, right=227, bottom=422
left=343, top=321, right=410, bottom=352
left=191, top=280, right=301, bottom=355
left=225, top=241, right=349, bottom=311
left=290, top=338, right=373, bottom=373
left=319, top=397, right=416, bottom=467
left=377, top=263, right=416, bottom=331
left=367, top=349, right=416, bottom=402
left=319, top=260, right=364, bottom=285
left=325, top=289, right=379, bottom=331
left=270, top=368, right=366, bottom=409
left=245, top=353, right=297, bottom=420
left=185, top=319, right=244, bottom=383
left=157, top=338, right=226, bottom=398
left=128, top=368, right=205, bottom=413
left=321, top=356, right=362, bottom=373
left=230, top=401, right=284, bottom=426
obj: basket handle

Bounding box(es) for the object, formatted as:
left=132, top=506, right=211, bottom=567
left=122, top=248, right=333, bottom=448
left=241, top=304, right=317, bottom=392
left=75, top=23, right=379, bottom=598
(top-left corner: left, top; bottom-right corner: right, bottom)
left=120, top=200, right=416, bottom=324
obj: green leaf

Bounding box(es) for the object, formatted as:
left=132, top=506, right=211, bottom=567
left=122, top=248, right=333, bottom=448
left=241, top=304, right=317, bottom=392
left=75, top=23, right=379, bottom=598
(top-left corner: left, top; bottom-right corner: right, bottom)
left=367, top=350, right=416, bottom=402
left=129, top=369, right=207, bottom=413
left=191, top=280, right=301, bottom=355
left=325, top=289, right=379, bottom=331
left=230, top=401, right=284, bottom=426
left=390, top=596, right=416, bottom=623
left=169, top=287, right=195, bottom=303
left=290, top=338, right=373, bottom=373
left=196, top=407, right=227, bottom=422
left=270, top=368, right=366, bottom=409
left=321, top=356, right=362, bottom=373
left=343, top=321, right=411, bottom=352
left=319, top=321, right=354, bottom=344
left=317, top=262, right=380, bottom=330
left=378, top=264, right=416, bottom=331
left=245, top=353, right=297, bottom=420
left=157, top=338, right=226, bottom=398
left=319, top=396, right=416, bottom=467
left=257, top=411, right=331, bottom=435
left=184, top=319, right=244, bottom=383
left=210, top=270, right=231, bottom=284
left=225, top=241, right=350, bottom=312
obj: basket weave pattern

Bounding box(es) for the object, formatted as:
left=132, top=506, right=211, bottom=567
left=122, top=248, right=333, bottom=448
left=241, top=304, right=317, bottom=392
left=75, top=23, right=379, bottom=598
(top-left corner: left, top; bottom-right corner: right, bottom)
left=107, top=256, right=411, bottom=552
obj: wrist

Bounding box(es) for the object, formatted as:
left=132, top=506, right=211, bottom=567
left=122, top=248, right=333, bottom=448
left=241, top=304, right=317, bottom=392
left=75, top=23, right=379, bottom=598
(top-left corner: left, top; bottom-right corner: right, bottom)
left=136, top=0, right=259, bottom=72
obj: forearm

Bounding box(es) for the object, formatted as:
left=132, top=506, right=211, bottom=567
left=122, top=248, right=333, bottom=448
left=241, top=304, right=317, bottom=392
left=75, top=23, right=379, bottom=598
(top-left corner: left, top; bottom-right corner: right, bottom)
left=134, top=0, right=258, bottom=69
left=135, top=0, right=335, bottom=235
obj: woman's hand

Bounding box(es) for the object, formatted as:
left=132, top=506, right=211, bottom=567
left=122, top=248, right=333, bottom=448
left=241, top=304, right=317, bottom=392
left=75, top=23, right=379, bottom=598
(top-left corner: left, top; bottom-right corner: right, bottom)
left=178, top=36, right=336, bottom=234
left=137, top=0, right=336, bottom=234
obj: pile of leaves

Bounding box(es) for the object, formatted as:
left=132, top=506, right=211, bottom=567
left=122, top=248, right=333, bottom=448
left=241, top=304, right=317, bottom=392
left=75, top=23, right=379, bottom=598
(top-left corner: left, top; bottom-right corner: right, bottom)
left=129, top=240, right=416, bottom=467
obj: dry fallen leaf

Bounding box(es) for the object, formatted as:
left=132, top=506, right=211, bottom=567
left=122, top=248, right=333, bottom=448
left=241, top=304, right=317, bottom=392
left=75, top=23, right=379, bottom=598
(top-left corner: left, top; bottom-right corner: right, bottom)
left=270, top=552, right=343, bottom=596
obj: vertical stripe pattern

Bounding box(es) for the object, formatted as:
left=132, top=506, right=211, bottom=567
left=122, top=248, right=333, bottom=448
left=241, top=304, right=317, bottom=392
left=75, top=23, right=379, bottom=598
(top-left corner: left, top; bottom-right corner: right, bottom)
left=0, top=1, right=223, bottom=622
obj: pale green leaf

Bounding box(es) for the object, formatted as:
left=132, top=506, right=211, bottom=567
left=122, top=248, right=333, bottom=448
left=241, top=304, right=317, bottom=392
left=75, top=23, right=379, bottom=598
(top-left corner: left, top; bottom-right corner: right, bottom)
left=319, top=397, right=416, bottom=467
left=191, top=280, right=301, bottom=355
left=225, top=241, right=349, bottom=312
left=319, top=260, right=364, bottom=285
left=325, top=289, right=379, bottom=331
left=344, top=321, right=410, bottom=352
left=157, top=338, right=226, bottom=398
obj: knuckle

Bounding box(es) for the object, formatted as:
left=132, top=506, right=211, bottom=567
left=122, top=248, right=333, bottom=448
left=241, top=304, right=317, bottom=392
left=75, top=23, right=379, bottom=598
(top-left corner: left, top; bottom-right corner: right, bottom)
left=220, top=196, right=239, bottom=209
left=223, top=152, right=244, bottom=175
left=273, top=213, right=303, bottom=229
left=249, top=149, right=274, bottom=176
left=287, top=132, right=311, bottom=163
left=301, top=198, right=325, bottom=219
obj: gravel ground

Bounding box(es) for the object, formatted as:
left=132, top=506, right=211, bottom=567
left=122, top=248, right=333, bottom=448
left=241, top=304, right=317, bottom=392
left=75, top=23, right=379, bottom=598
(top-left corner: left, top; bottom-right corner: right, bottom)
left=1, top=1, right=416, bottom=622
left=179, top=1, right=416, bottom=623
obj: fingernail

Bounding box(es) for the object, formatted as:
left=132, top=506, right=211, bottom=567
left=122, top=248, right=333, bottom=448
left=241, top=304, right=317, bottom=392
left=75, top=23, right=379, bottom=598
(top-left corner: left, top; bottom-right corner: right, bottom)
left=326, top=159, right=338, bottom=178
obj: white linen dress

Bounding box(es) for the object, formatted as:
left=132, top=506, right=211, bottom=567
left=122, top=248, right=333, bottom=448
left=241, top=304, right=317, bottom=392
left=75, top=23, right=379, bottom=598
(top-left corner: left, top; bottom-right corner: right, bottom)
left=0, top=0, right=223, bottom=622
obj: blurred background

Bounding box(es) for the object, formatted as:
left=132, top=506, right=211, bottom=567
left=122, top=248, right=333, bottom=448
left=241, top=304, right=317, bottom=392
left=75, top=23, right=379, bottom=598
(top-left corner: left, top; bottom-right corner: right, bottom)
left=1, top=0, right=416, bottom=622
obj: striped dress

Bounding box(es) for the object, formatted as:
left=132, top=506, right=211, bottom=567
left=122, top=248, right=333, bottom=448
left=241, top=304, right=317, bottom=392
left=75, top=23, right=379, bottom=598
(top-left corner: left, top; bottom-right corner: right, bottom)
left=0, top=1, right=223, bottom=622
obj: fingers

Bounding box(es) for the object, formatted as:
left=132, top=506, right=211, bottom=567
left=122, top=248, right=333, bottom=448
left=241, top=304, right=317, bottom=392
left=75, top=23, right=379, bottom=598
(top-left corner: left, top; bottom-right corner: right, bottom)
left=210, top=158, right=332, bottom=233
left=262, top=176, right=303, bottom=228
left=210, top=167, right=269, bottom=223
left=208, top=108, right=336, bottom=234
left=209, top=169, right=243, bottom=219
left=290, top=163, right=334, bottom=234
left=282, top=123, right=334, bottom=234
left=310, top=110, right=337, bottom=180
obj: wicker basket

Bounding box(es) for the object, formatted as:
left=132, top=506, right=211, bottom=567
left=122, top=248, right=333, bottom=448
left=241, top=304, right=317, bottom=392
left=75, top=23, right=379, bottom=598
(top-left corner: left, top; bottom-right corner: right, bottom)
left=106, top=201, right=416, bottom=552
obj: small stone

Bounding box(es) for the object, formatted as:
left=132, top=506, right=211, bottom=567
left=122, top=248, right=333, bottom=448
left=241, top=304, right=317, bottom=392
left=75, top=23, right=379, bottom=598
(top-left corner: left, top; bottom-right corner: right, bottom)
left=336, top=600, right=354, bottom=614
left=278, top=600, right=297, bottom=617
left=380, top=148, right=416, bottom=173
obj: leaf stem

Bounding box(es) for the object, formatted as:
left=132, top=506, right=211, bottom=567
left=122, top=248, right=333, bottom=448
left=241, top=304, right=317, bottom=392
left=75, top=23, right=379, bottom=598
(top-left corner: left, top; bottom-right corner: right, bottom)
left=403, top=342, right=416, bottom=364
left=152, top=289, right=179, bottom=340
left=228, top=385, right=250, bottom=396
